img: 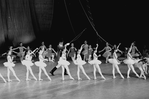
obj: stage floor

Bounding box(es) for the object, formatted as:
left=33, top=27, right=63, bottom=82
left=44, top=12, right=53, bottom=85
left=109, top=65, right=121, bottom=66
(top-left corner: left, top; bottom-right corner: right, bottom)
left=0, top=59, right=149, bottom=99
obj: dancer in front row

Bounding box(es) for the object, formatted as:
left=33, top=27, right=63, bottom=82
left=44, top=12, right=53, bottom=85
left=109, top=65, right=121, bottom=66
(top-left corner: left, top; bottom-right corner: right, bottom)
left=34, top=49, right=52, bottom=81
left=49, top=42, right=69, bottom=76
left=72, top=45, right=90, bottom=80
left=123, top=43, right=140, bottom=78
left=21, top=46, right=38, bottom=81
left=3, top=46, right=20, bottom=82
left=108, top=44, right=124, bottom=79
left=56, top=43, right=74, bottom=80
left=67, top=43, right=77, bottom=61
left=88, top=44, right=106, bottom=80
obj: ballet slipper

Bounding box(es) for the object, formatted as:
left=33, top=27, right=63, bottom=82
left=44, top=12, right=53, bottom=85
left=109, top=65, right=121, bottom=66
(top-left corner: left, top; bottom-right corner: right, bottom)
left=8, top=79, right=12, bottom=82
left=34, top=77, right=37, bottom=81
left=102, top=76, right=106, bottom=80
left=113, top=76, right=116, bottom=79
left=39, top=79, right=43, bottom=81
left=127, top=76, right=130, bottom=78
left=70, top=77, right=74, bottom=80
left=94, top=77, right=97, bottom=80
left=17, top=79, right=20, bottom=82
left=87, top=77, right=91, bottom=80
left=26, top=78, right=31, bottom=81
left=78, top=78, right=82, bottom=80
left=121, top=76, right=125, bottom=79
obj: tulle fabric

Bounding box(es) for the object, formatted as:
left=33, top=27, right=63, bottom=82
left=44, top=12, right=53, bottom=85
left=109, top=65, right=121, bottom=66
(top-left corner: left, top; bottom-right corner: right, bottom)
left=58, top=58, right=70, bottom=66
left=21, top=60, right=34, bottom=67
left=89, top=59, right=102, bottom=65
left=3, top=62, right=15, bottom=67
left=34, top=61, right=47, bottom=67
left=123, top=57, right=135, bottom=65
left=108, top=58, right=120, bottom=65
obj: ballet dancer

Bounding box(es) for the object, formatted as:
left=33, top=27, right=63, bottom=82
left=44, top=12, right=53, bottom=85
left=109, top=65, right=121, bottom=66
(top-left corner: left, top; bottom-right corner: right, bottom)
left=34, top=49, right=51, bottom=81
left=67, top=43, right=77, bottom=61
left=21, top=46, right=38, bottom=81
left=123, top=43, right=140, bottom=78
left=72, top=45, right=90, bottom=80
left=56, top=43, right=74, bottom=80
left=45, top=44, right=57, bottom=62
left=88, top=44, right=106, bottom=80
left=16, top=42, right=26, bottom=61
left=49, top=42, right=69, bottom=76
left=108, top=44, right=124, bottom=79
left=3, top=46, right=20, bottom=82
left=87, top=45, right=93, bottom=61
left=130, top=42, right=140, bottom=58
left=99, top=42, right=112, bottom=63
left=81, top=40, right=89, bottom=62
left=39, top=42, right=47, bottom=59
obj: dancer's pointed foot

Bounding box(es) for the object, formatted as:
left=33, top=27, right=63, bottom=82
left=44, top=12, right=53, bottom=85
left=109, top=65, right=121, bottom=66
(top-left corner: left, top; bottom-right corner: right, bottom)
left=70, top=77, right=74, bottom=80
left=17, top=79, right=20, bottom=82
left=113, top=76, right=116, bottom=79
left=34, top=77, right=37, bottom=81
left=121, top=76, right=124, bottom=79
left=78, top=78, right=82, bottom=80
left=127, top=76, right=130, bottom=78
left=26, top=78, right=31, bottom=81
left=87, top=77, right=91, bottom=80
left=39, top=79, right=43, bottom=81
left=101, top=76, right=106, bottom=80
left=8, top=79, right=12, bottom=82
left=94, top=77, right=97, bottom=80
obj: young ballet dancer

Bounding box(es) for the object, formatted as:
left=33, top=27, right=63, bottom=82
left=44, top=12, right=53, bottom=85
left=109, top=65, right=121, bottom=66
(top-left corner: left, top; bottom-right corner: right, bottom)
left=34, top=49, right=52, bottom=81
left=88, top=44, right=106, bottom=80
left=21, top=46, right=38, bottom=81
left=16, top=42, right=26, bottom=61
left=123, top=43, right=140, bottom=78
left=99, top=42, right=112, bottom=63
left=39, top=42, right=47, bottom=59
left=3, top=46, right=20, bottom=82
left=45, top=44, right=57, bottom=62
left=87, top=45, right=93, bottom=61
left=49, top=42, right=68, bottom=76
left=81, top=41, right=89, bottom=62
left=56, top=43, right=74, bottom=80
left=67, top=43, right=77, bottom=61
left=72, top=44, right=90, bottom=80
left=130, top=42, right=141, bottom=58
left=108, top=44, right=124, bottom=79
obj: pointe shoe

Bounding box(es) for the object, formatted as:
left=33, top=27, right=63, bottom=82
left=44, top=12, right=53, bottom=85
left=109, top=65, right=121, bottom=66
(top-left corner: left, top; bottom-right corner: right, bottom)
left=94, top=77, right=97, bottom=80
left=34, top=78, right=37, bottom=81
left=26, top=79, right=31, bottom=81
left=3, top=80, right=7, bottom=83
left=70, top=77, right=74, bottom=80
left=78, top=78, right=82, bottom=80
left=17, top=79, right=20, bottom=82
left=39, top=79, right=43, bottom=81
left=121, top=76, right=124, bottom=79
left=102, top=77, right=106, bottom=80
left=8, top=79, right=12, bottom=82
left=48, top=78, right=52, bottom=81
left=113, top=76, right=116, bottom=79
left=127, top=76, right=130, bottom=78
left=87, top=77, right=91, bottom=80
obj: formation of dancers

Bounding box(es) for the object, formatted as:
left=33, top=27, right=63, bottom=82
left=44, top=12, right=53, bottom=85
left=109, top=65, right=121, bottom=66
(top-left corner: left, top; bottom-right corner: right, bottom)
left=0, top=41, right=149, bottom=83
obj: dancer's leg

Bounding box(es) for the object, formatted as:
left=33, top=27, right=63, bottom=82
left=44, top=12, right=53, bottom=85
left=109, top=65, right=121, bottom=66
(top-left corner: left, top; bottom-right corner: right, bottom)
left=7, top=68, right=12, bottom=82
left=115, top=65, right=124, bottom=79
left=77, top=65, right=81, bottom=80
left=0, top=73, right=7, bottom=83
left=26, top=67, right=30, bottom=80
left=9, top=67, right=20, bottom=81
left=38, top=67, right=43, bottom=81
left=96, top=64, right=106, bottom=79
left=130, top=65, right=139, bottom=77
left=138, top=67, right=146, bottom=79
left=61, top=65, right=65, bottom=80
left=127, top=65, right=131, bottom=78
left=41, top=67, right=51, bottom=81
left=93, top=65, right=97, bottom=79
left=64, top=65, right=74, bottom=80
left=80, top=65, right=90, bottom=80
left=112, top=65, right=116, bottom=78
left=28, top=67, right=37, bottom=80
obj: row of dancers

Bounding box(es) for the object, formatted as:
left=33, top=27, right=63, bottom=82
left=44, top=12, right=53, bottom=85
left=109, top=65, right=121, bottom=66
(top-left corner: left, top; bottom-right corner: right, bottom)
left=0, top=41, right=149, bottom=83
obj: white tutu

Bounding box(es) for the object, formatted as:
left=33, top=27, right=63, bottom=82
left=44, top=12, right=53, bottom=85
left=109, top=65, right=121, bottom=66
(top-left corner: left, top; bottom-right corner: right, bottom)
left=89, top=59, right=102, bottom=65
left=58, top=59, right=70, bottom=66
left=123, top=57, right=135, bottom=65
left=75, top=60, right=86, bottom=65
left=34, top=61, right=47, bottom=67
left=21, top=60, right=34, bottom=67
left=108, top=58, right=120, bottom=65
left=3, top=62, right=15, bottom=67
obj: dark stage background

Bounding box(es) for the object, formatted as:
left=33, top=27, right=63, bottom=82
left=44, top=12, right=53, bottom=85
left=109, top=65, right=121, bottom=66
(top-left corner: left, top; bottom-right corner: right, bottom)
left=0, top=0, right=148, bottom=54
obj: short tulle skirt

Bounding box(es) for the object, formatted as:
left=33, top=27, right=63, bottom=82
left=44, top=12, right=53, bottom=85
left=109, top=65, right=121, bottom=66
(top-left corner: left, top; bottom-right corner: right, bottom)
left=75, top=60, right=86, bottom=65
left=34, top=61, right=47, bottom=67
left=108, top=58, right=120, bottom=65
left=123, top=57, right=135, bottom=65
left=58, top=59, right=70, bottom=66
left=3, top=62, right=15, bottom=67
left=103, top=51, right=111, bottom=58
left=21, top=60, right=34, bottom=67
left=89, top=59, right=102, bottom=65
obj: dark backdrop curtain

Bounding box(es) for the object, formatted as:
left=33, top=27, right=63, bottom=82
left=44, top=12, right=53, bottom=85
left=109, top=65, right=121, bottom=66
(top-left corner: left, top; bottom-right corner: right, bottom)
left=0, top=0, right=54, bottom=47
